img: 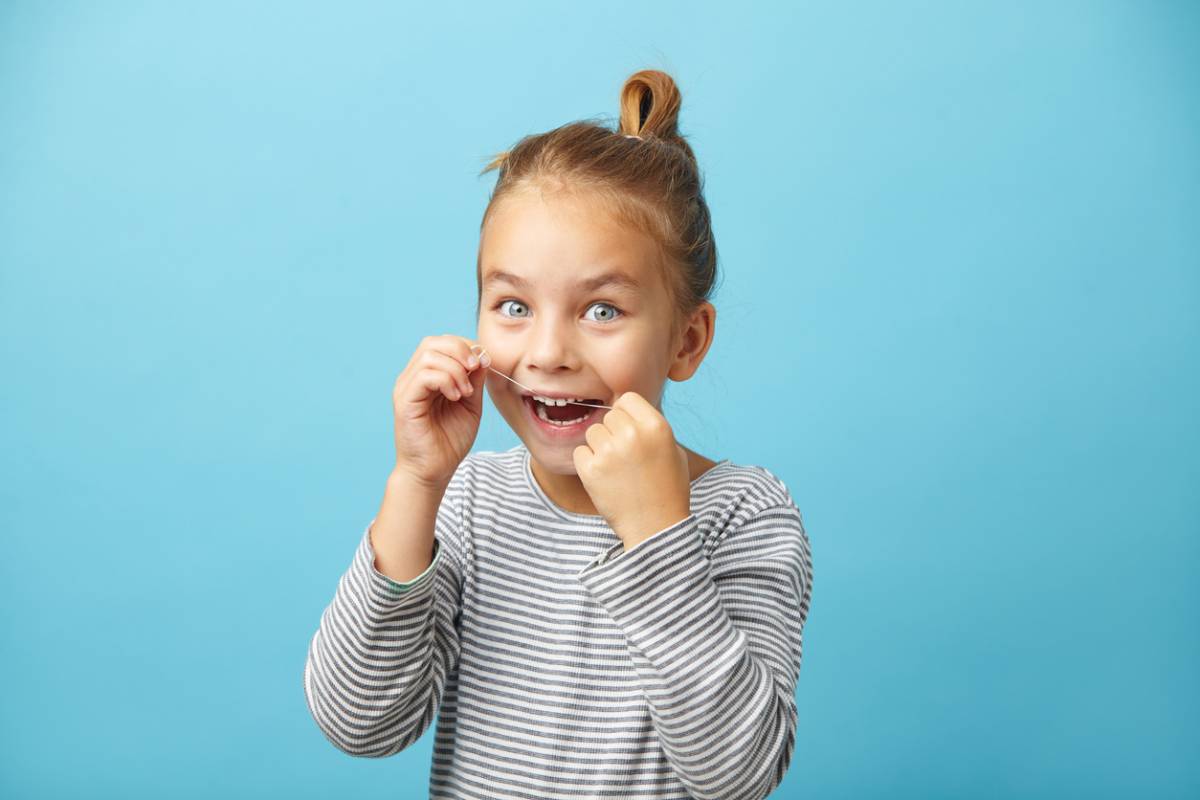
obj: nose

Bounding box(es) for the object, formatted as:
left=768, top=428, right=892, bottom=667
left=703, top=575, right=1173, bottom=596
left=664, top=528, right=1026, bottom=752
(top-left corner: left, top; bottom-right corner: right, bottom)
left=523, top=314, right=579, bottom=374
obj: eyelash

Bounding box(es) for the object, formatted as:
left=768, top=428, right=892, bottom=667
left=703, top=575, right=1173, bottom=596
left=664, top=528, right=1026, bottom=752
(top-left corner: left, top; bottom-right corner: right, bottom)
left=492, top=299, right=624, bottom=323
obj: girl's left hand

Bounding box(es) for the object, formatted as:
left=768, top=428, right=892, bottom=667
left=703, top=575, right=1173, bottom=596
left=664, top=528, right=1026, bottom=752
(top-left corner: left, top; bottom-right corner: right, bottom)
left=572, top=391, right=692, bottom=550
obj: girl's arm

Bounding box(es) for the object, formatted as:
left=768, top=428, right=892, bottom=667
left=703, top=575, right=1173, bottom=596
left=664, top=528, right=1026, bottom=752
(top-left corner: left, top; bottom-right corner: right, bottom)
left=303, top=461, right=471, bottom=757
left=576, top=497, right=814, bottom=800
left=370, top=468, right=449, bottom=583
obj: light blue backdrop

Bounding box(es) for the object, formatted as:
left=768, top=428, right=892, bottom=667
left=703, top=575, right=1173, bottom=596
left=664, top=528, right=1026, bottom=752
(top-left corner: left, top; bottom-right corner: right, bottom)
left=1, top=2, right=1196, bottom=798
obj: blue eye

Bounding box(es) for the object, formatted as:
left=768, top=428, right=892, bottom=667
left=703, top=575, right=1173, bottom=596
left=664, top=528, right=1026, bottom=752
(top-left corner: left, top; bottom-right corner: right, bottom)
left=493, top=299, right=623, bottom=323
left=496, top=299, right=530, bottom=318
left=585, top=302, right=622, bottom=323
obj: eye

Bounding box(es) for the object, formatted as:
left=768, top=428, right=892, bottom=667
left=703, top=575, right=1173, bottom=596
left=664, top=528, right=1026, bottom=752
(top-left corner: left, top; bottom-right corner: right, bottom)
left=495, top=299, right=530, bottom=318
left=585, top=302, right=623, bottom=323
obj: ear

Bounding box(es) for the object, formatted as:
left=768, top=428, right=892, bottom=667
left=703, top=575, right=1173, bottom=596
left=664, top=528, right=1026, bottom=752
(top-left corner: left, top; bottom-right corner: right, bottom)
left=667, top=301, right=716, bottom=382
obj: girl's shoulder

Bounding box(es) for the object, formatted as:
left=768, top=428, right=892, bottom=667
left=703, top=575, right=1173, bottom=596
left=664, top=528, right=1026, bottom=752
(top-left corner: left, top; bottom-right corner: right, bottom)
left=696, top=459, right=802, bottom=518
left=451, top=445, right=525, bottom=487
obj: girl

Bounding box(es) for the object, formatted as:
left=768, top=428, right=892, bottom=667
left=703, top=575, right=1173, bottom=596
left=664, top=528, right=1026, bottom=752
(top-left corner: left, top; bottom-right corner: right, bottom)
left=304, top=69, right=814, bottom=800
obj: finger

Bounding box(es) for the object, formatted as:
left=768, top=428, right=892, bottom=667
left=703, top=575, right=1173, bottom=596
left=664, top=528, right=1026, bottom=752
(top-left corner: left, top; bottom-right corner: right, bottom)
left=613, top=391, right=657, bottom=426
left=619, top=391, right=657, bottom=422
left=584, top=419, right=613, bottom=453
left=415, top=366, right=462, bottom=402
left=601, top=407, right=636, bottom=438
left=461, top=349, right=490, bottom=410
left=449, top=334, right=490, bottom=373
left=425, top=334, right=488, bottom=376
left=572, top=444, right=592, bottom=475
left=422, top=350, right=475, bottom=397
left=468, top=357, right=488, bottom=387
left=466, top=341, right=492, bottom=370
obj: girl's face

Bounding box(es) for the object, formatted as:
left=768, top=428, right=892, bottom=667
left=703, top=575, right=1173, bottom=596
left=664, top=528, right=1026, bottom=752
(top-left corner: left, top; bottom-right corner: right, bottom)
left=476, top=189, right=681, bottom=476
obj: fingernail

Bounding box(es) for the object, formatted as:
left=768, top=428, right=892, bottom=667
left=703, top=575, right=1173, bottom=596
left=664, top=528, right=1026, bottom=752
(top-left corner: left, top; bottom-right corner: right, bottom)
left=480, top=350, right=492, bottom=367
left=467, top=355, right=478, bottom=368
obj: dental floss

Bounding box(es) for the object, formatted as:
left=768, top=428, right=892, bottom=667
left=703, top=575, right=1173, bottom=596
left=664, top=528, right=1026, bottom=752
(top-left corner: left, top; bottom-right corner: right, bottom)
left=485, top=365, right=614, bottom=410
left=468, top=344, right=614, bottom=410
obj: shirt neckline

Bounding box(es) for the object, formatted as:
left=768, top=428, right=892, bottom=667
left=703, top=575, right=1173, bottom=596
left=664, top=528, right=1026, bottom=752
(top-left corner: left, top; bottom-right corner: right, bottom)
left=520, top=444, right=733, bottom=523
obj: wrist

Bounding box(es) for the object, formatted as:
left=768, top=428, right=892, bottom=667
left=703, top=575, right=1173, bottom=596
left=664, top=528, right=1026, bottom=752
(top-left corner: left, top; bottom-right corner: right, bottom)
left=617, top=509, right=692, bottom=550
left=388, top=465, right=450, bottom=496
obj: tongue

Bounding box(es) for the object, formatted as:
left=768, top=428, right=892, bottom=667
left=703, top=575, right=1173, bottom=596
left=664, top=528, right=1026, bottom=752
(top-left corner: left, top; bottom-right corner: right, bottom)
left=545, top=401, right=596, bottom=422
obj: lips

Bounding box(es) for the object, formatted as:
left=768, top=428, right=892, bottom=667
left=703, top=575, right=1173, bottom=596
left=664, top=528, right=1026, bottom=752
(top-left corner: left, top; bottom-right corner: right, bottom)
left=522, top=394, right=604, bottom=438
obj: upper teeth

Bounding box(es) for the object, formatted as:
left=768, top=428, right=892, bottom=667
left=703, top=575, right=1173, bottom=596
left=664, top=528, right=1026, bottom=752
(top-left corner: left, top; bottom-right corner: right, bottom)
left=533, top=394, right=581, bottom=406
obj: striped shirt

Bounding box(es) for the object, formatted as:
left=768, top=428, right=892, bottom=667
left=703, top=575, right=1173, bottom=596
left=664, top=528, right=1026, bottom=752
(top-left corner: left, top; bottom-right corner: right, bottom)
left=303, top=443, right=814, bottom=800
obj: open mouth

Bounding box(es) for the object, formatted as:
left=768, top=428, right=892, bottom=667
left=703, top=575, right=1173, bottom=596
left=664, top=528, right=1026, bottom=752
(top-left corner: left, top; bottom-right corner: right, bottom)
left=523, top=395, right=605, bottom=433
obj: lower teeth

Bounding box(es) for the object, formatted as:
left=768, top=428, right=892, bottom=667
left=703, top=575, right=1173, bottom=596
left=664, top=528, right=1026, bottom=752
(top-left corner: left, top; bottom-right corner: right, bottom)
left=535, top=402, right=588, bottom=426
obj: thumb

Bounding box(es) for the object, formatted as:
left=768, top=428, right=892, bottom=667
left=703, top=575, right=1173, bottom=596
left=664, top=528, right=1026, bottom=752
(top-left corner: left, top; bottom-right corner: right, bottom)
left=463, top=347, right=490, bottom=410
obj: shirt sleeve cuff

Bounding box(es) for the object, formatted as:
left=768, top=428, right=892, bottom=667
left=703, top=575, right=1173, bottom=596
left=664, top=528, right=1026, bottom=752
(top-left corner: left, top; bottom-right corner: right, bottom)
left=365, top=531, right=442, bottom=595
left=574, top=513, right=699, bottom=587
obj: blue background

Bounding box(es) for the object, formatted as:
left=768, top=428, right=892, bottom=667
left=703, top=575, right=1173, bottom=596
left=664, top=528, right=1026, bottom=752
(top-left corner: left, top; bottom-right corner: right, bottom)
left=1, top=1, right=1196, bottom=798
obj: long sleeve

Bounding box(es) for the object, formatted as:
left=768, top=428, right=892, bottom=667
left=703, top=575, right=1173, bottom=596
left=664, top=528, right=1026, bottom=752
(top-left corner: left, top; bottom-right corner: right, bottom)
left=575, top=502, right=813, bottom=800
left=303, top=470, right=469, bottom=757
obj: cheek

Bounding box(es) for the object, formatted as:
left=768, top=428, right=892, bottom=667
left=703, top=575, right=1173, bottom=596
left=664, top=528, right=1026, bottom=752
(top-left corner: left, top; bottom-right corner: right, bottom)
left=591, top=359, right=651, bottom=400
left=473, top=324, right=515, bottom=364
left=600, top=348, right=672, bottom=404
left=485, top=376, right=524, bottom=424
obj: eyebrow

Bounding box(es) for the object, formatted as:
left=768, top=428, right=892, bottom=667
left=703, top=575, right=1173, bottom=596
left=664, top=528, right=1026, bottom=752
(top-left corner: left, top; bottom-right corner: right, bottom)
left=482, top=269, right=642, bottom=294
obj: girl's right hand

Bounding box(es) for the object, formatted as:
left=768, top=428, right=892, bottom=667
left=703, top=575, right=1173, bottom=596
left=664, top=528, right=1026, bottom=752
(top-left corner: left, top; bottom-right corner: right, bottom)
left=391, top=334, right=490, bottom=489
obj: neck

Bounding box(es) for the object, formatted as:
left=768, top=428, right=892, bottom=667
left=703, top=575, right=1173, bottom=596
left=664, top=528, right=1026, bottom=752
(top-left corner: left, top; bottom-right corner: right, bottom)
left=530, top=456, right=599, bottom=515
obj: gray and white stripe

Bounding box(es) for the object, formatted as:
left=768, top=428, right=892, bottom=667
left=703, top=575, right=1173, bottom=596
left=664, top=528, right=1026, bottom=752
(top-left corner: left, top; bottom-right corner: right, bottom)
left=304, top=444, right=813, bottom=800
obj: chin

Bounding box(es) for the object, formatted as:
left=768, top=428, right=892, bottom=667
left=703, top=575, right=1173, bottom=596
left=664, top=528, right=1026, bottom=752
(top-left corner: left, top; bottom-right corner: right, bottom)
left=526, top=440, right=581, bottom=475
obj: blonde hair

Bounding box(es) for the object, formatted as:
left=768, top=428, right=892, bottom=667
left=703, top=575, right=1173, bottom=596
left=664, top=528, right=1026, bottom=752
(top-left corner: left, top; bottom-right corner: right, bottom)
left=476, top=69, right=719, bottom=334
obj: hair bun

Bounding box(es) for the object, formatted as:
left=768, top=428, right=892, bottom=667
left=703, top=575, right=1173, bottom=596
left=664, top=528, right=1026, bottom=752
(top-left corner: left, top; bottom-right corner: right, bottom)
left=618, top=69, right=683, bottom=142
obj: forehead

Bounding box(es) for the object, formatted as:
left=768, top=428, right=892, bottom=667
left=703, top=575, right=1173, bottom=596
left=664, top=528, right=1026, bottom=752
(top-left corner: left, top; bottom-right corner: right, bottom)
left=479, top=190, right=664, bottom=294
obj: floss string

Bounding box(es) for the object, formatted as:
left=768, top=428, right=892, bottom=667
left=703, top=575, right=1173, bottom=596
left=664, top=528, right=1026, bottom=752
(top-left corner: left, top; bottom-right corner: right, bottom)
left=484, top=365, right=614, bottom=410
left=468, top=343, right=614, bottom=410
